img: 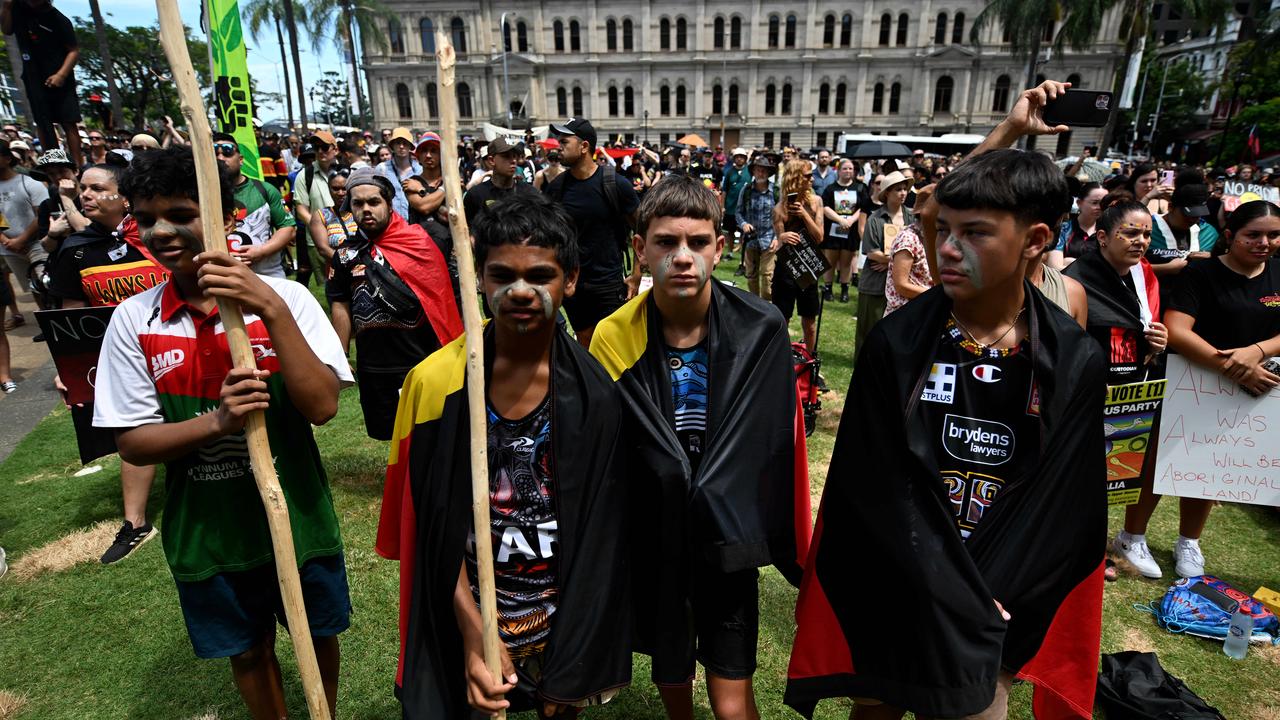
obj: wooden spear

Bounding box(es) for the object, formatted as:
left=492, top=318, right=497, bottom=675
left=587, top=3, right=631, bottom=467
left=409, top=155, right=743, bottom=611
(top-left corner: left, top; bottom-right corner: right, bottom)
left=434, top=31, right=507, bottom=720
left=154, top=2, right=331, bottom=718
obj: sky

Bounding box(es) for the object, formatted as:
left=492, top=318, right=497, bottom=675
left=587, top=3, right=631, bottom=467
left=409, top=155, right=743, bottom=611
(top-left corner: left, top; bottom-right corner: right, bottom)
left=59, top=0, right=345, bottom=122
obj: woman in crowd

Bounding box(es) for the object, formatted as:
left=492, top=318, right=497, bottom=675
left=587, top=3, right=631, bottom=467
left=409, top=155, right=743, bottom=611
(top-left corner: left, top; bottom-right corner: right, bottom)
left=882, top=222, right=932, bottom=316
left=308, top=168, right=356, bottom=266
left=855, top=170, right=913, bottom=359
left=1049, top=182, right=1106, bottom=269
left=773, top=158, right=825, bottom=352
left=1127, top=162, right=1172, bottom=215
left=819, top=158, right=867, bottom=303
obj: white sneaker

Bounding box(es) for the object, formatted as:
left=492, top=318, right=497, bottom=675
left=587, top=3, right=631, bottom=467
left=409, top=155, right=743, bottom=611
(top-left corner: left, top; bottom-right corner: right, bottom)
left=0, top=547, right=7, bottom=579
left=1112, top=533, right=1162, bottom=578
left=1174, top=538, right=1206, bottom=578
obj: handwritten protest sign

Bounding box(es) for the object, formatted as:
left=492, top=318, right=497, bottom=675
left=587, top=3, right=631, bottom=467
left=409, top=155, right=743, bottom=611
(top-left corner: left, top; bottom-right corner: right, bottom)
left=1104, top=378, right=1166, bottom=506
left=1152, top=355, right=1280, bottom=507
left=1222, top=180, right=1280, bottom=213
left=778, top=233, right=831, bottom=289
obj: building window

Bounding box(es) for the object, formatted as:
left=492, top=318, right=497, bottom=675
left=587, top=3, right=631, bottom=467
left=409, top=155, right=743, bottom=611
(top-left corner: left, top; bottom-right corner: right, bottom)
left=660, top=85, right=671, bottom=116
left=823, top=14, right=835, bottom=47
left=503, top=22, right=512, bottom=52
left=728, top=84, right=739, bottom=114
left=818, top=83, right=830, bottom=114
left=872, top=83, right=884, bottom=114
left=517, top=21, right=528, bottom=51
left=623, top=18, right=634, bottom=50
left=572, top=86, right=583, bottom=115
left=1066, top=72, right=1082, bottom=88
left=768, top=15, right=780, bottom=48
left=785, top=14, right=797, bottom=48
left=554, top=20, right=565, bottom=52
left=607, top=19, right=617, bottom=51
left=426, top=82, right=438, bottom=116
left=676, top=85, right=687, bottom=115
left=896, top=14, right=909, bottom=46
left=419, top=18, right=434, bottom=54
left=730, top=16, right=742, bottom=48
left=1043, top=22, right=1054, bottom=42
left=840, top=14, right=852, bottom=47
left=389, top=21, right=404, bottom=54
left=660, top=18, right=671, bottom=50
left=935, top=13, right=947, bottom=45
left=780, top=131, right=791, bottom=147
left=458, top=82, right=472, bottom=117
left=676, top=17, right=687, bottom=50
left=781, top=83, right=792, bottom=114
left=889, top=82, right=901, bottom=113
left=450, top=17, right=466, bottom=53
left=712, top=84, right=723, bottom=114
left=764, top=131, right=774, bottom=148
left=608, top=86, right=619, bottom=117
left=835, top=83, right=847, bottom=114
left=952, top=12, right=965, bottom=44
left=817, top=131, right=827, bottom=148
left=557, top=87, right=567, bottom=115
left=624, top=86, right=635, bottom=116
left=570, top=19, right=581, bottom=51
left=715, top=17, right=725, bottom=48
left=879, top=13, right=891, bottom=46
left=1002, top=23, right=1012, bottom=43
left=765, top=84, right=776, bottom=114
left=395, top=82, right=411, bottom=118
left=933, top=75, right=954, bottom=113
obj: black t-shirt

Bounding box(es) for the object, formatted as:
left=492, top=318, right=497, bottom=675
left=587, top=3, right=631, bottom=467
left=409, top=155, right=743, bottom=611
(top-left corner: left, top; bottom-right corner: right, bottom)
left=325, top=236, right=441, bottom=373
left=11, top=5, right=77, bottom=81
left=544, top=166, right=640, bottom=286
left=1085, top=272, right=1149, bottom=386
left=820, top=180, right=868, bottom=243
left=463, top=178, right=535, bottom=225
left=45, top=223, right=166, bottom=307
left=690, top=162, right=722, bottom=190
left=918, top=320, right=1041, bottom=540
left=1168, top=256, right=1280, bottom=351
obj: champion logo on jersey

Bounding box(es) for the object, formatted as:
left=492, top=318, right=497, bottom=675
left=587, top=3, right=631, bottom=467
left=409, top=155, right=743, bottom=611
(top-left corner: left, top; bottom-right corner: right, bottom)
left=150, top=348, right=185, bottom=381
left=921, top=363, right=957, bottom=404
left=972, top=364, right=1002, bottom=383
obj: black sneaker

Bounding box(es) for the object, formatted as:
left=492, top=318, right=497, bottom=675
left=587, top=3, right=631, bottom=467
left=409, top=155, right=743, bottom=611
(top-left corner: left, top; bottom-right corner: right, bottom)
left=100, top=521, right=158, bottom=564
left=822, top=285, right=834, bottom=302
left=817, top=374, right=830, bottom=392
left=33, top=333, right=46, bottom=342
left=839, top=289, right=850, bottom=303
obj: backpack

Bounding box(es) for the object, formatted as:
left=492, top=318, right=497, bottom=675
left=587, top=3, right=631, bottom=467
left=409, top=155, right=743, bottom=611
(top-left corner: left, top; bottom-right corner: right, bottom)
left=243, top=177, right=296, bottom=276
left=1096, top=651, right=1226, bottom=720
left=1138, top=575, right=1280, bottom=644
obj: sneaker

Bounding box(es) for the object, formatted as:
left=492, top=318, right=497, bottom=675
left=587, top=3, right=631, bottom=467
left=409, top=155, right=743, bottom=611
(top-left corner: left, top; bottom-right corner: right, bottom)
left=100, top=521, right=158, bottom=564
left=839, top=289, right=850, bottom=303
left=33, top=332, right=45, bottom=343
left=822, top=285, right=834, bottom=302
left=1112, top=533, right=1162, bottom=578
left=1174, top=537, right=1206, bottom=578
left=1, top=380, right=16, bottom=394
left=0, top=546, right=7, bottom=579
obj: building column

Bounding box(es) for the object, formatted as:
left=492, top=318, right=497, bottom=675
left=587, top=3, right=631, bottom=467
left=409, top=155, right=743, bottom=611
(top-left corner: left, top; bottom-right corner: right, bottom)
left=861, top=1, right=876, bottom=51
left=916, top=0, right=932, bottom=48
left=854, top=63, right=869, bottom=119
left=958, top=65, right=973, bottom=122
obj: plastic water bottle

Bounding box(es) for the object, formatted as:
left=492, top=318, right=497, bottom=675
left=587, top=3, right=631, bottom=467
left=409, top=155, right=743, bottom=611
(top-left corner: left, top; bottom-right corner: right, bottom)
left=1223, top=607, right=1253, bottom=660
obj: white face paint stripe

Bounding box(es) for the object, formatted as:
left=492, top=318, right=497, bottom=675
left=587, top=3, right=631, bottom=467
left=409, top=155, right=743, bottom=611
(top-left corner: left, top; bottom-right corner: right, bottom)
left=489, top=278, right=556, bottom=322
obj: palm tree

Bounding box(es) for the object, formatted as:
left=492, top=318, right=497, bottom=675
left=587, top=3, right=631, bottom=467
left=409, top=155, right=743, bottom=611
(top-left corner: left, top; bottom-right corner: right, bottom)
left=305, top=0, right=395, bottom=126
left=242, top=0, right=308, bottom=130
left=88, top=0, right=124, bottom=129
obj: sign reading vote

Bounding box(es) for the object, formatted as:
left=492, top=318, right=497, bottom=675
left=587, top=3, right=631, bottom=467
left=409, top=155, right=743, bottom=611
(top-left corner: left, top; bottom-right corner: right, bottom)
left=1153, top=355, right=1280, bottom=507
left=35, top=306, right=116, bottom=407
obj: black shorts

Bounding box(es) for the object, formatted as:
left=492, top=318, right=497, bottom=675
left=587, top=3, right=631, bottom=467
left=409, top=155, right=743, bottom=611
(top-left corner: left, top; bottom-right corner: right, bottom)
left=820, top=231, right=856, bottom=252
left=771, top=272, right=821, bottom=320
left=357, top=368, right=410, bottom=441
left=22, top=75, right=81, bottom=129
left=650, top=563, right=760, bottom=685
left=562, top=279, right=627, bottom=332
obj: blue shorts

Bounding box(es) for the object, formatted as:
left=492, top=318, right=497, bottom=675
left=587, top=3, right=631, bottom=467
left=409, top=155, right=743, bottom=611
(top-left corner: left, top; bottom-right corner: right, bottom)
left=174, top=554, right=351, bottom=659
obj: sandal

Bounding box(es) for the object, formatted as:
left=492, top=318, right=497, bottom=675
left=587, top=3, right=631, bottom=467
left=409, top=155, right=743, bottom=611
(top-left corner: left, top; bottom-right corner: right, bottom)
left=3, top=313, right=23, bottom=331
left=1, top=380, right=16, bottom=394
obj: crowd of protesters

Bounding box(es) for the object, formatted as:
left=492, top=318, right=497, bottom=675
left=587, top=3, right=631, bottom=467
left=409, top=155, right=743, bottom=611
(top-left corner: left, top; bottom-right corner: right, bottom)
left=1, top=71, right=1278, bottom=720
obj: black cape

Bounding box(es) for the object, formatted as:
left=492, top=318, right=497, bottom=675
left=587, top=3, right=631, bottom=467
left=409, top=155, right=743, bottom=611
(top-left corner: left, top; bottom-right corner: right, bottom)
left=786, top=283, right=1107, bottom=719
left=376, top=328, right=631, bottom=716
left=1064, top=248, right=1161, bottom=361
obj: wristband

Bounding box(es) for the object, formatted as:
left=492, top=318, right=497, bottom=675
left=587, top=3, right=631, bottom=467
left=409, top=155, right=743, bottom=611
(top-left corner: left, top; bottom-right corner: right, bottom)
left=1256, top=343, right=1267, bottom=360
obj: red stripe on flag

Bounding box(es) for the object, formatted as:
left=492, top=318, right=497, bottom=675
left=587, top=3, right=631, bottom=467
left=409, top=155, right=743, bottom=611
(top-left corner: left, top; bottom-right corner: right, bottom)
left=1018, top=561, right=1105, bottom=719
left=787, top=512, right=856, bottom=681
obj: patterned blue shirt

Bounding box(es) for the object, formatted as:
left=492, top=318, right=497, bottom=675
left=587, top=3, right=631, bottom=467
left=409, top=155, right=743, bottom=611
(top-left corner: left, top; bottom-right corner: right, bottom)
left=667, top=343, right=709, bottom=475
left=735, top=184, right=778, bottom=251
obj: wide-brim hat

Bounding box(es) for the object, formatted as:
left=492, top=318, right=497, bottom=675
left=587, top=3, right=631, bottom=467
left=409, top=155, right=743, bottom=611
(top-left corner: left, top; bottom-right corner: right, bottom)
left=750, top=156, right=775, bottom=172
left=875, top=170, right=911, bottom=203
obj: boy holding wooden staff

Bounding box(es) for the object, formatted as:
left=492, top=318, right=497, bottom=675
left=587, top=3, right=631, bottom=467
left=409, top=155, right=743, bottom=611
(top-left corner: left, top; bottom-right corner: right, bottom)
left=93, top=146, right=353, bottom=719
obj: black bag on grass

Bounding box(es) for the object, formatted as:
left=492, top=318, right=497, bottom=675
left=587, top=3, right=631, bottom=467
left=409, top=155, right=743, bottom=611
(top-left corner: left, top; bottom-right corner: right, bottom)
left=1096, top=651, right=1225, bottom=720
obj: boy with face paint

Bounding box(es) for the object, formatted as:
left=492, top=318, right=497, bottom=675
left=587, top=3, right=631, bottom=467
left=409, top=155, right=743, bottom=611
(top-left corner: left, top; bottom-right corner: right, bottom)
left=591, top=174, right=811, bottom=720
left=378, top=192, right=633, bottom=719
left=92, top=146, right=354, bottom=719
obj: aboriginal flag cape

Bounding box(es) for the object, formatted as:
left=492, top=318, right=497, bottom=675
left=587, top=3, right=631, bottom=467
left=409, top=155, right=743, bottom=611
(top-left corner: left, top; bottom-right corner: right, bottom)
left=589, top=282, right=811, bottom=631
left=1064, top=248, right=1161, bottom=355
left=786, top=282, right=1107, bottom=719
left=373, top=213, right=464, bottom=347
left=375, top=327, right=632, bottom=716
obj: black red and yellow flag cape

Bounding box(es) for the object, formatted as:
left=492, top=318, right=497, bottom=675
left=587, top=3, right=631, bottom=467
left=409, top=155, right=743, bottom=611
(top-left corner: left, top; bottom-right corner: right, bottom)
left=786, top=283, right=1107, bottom=719
left=375, top=328, right=632, bottom=716
left=590, top=282, right=812, bottom=651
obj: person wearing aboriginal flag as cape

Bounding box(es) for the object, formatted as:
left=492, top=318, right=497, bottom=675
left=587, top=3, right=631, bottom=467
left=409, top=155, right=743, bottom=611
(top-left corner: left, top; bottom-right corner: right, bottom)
left=376, top=192, right=632, bottom=719
left=787, top=81, right=1107, bottom=720
left=590, top=174, right=812, bottom=720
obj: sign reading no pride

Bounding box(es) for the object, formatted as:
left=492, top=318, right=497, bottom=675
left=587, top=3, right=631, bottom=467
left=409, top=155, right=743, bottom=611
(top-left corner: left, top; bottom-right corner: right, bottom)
left=1153, top=355, right=1280, bottom=506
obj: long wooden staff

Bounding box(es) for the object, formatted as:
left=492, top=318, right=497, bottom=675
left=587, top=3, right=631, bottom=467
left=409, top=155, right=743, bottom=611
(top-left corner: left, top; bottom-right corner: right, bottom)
left=435, top=32, right=506, bottom=719
left=155, top=3, right=331, bottom=719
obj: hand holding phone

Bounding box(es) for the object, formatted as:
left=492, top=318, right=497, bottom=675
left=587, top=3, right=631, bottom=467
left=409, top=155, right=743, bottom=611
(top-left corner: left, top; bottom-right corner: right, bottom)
left=1042, top=89, right=1114, bottom=128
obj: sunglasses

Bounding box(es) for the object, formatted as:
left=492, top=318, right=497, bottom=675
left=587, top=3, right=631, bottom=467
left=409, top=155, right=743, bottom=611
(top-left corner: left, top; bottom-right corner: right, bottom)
left=213, top=143, right=238, bottom=156
left=88, top=135, right=104, bottom=141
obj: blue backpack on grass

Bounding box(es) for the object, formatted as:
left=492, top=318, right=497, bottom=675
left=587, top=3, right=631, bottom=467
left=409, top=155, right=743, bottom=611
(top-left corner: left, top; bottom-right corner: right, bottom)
left=1139, top=575, right=1280, bottom=645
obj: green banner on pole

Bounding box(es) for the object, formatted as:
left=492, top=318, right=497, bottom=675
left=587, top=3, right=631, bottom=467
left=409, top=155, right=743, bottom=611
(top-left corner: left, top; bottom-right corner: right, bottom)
left=208, top=0, right=262, bottom=180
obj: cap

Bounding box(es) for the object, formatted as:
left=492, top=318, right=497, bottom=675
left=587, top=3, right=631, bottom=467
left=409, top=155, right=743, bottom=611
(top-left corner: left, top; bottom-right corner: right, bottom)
left=488, top=136, right=524, bottom=156
left=34, top=148, right=75, bottom=170
left=308, top=130, right=337, bottom=147
left=1172, top=184, right=1210, bottom=217
left=130, top=133, right=160, bottom=149
left=8, top=140, right=29, bottom=152
left=298, top=142, right=317, bottom=159
left=388, top=127, right=415, bottom=148
left=416, top=131, right=441, bottom=151
left=731, top=147, right=749, bottom=158
left=550, top=117, right=597, bottom=147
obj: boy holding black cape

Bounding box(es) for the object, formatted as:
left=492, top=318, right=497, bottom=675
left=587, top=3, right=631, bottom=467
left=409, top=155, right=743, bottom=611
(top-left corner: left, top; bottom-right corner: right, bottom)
left=377, top=193, right=631, bottom=718
left=591, top=174, right=811, bottom=720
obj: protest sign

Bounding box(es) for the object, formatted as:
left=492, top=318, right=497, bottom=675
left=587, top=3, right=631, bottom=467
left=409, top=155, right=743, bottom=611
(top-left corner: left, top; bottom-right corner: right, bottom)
left=1222, top=180, right=1279, bottom=213
left=207, top=0, right=262, bottom=180
left=35, top=307, right=116, bottom=407
left=1152, top=355, right=1280, bottom=507
left=1104, top=378, right=1166, bottom=505
left=777, top=233, right=831, bottom=289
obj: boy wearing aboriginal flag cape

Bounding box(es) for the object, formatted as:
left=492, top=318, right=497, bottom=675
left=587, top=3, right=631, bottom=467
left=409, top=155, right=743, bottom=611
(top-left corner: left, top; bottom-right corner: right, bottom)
left=590, top=174, right=812, bottom=720
left=376, top=192, right=632, bottom=718
left=787, top=82, right=1107, bottom=720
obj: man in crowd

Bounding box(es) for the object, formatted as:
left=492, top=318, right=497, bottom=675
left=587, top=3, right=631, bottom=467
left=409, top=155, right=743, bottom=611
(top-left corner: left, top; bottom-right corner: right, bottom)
left=376, top=127, right=421, bottom=219
left=293, top=131, right=340, bottom=285
left=0, top=138, right=50, bottom=323
left=735, top=156, right=779, bottom=300
left=689, top=148, right=722, bottom=192
left=809, top=148, right=836, bottom=198
left=213, top=132, right=296, bottom=279
left=377, top=192, right=631, bottom=719
left=463, top=137, right=535, bottom=225
left=96, top=145, right=351, bottom=719
left=543, top=117, right=640, bottom=347
left=81, top=129, right=109, bottom=168
left=413, top=131, right=447, bottom=219
left=1, top=0, right=83, bottom=167
left=326, top=168, right=461, bottom=441
left=591, top=174, right=809, bottom=720
left=720, top=148, right=751, bottom=261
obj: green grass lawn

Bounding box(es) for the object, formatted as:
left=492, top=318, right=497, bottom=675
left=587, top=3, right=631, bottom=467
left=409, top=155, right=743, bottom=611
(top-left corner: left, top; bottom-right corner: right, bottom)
left=1, top=260, right=1278, bottom=719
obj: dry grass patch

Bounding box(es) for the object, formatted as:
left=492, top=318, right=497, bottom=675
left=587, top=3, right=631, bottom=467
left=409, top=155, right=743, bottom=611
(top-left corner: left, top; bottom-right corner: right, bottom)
left=1121, top=626, right=1157, bottom=653
left=1258, top=641, right=1280, bottom=667
left=8, top=521, right=118, bottom=581
left=0, top=690, right=28, bottom=720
